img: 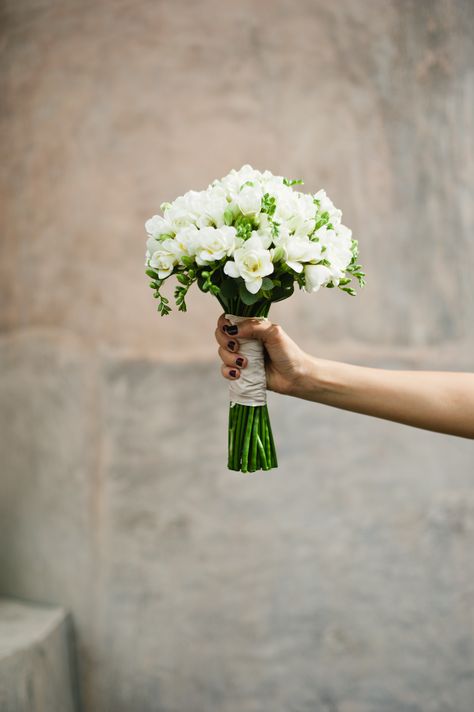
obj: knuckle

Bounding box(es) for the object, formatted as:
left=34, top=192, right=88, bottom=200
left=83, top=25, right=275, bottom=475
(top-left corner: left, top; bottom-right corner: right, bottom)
left=269, top=323, right=282, bottom=339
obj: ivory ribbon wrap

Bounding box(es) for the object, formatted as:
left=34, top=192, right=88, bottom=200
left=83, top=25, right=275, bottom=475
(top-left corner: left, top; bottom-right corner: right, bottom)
left=225, top=313, right=268, bottom=407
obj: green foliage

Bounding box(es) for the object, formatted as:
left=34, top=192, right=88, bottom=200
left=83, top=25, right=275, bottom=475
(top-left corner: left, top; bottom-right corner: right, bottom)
left=261, top=193, right=276, bottom=217
left=235, top=214, right=255, bottom=240
left=157, top=294, right=171, bottom=316
left=220, top=277, right=239, bottom=301
left=261, top=277, right=274, bottom=291
left=283, top=177, right=304, bottom=186
left=270, top=271, right=294, bottom=303
left=345, top=239, right=366, bottom=288
left=145, top=269, right=159, bottom=280
left=314, top=211, right=331, bottom=231
left=238, top=281, right=261, bottom=305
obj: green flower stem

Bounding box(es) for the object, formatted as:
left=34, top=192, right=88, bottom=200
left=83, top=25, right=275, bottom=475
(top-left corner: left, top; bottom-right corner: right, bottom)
left=241, top=407, right=254, bottom=473
left=234, top=404, right=245, bottom=470
left=250, top=408, right=260, bottom=471
left=227, top=403, right=277, bottom=473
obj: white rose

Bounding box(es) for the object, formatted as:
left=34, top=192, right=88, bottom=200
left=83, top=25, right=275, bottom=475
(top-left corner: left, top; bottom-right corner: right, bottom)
left=224, top=235, right=274, bottom=294
left=148, top=238, right=182, bottom=278
left=195, top=226, right=239, bottom=266
left=304, top=264, right=332, bottom=292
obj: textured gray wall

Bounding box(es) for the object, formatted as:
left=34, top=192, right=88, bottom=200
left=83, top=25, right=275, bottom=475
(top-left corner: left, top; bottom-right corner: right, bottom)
left=0, top=599, right=77, bottom=712
left=1, top=1, right=473, bottom=711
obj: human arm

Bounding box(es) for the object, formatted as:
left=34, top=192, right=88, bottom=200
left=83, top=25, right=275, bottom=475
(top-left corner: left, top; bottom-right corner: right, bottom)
left=215, top=315, right=474, bottom=440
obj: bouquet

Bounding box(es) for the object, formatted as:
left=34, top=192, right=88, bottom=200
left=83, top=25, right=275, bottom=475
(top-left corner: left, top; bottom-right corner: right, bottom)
left=144, top=165, right=365, bottom=473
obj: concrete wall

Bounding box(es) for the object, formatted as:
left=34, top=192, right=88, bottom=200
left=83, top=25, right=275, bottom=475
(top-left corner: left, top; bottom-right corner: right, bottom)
left=1, top=1, right=473, bottom=710
left=0, top=599, right=78, bottom=712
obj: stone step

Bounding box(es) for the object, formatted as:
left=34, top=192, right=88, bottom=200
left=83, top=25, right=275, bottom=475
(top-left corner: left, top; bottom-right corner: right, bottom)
left=0, top=599, right=77, bottom=712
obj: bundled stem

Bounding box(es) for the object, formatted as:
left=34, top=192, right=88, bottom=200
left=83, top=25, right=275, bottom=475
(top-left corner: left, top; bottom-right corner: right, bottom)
left=228, top=403, right=278, bottom=472
left=224, top=299, right=278, bottom=473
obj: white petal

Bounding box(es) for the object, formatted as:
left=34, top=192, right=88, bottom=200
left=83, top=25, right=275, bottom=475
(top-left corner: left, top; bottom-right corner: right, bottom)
left=245, top=277, right=262, bottom=294
left=286, top=260, right=303, bottom=273
left=224, top=261, right=240, bottom=278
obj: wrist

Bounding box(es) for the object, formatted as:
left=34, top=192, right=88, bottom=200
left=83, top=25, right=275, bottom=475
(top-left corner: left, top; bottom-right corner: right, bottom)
left=289, top=354, right=344, bottom=401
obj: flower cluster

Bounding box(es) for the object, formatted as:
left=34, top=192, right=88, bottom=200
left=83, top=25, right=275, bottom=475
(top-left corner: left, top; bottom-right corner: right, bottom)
left=144, top=165, right=365, bottom=315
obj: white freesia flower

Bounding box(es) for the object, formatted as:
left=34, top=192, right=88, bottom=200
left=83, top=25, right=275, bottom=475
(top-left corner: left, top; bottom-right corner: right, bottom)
left=215, top=164, right=262, bottom=199
left=149, top=239, right=182, bottom=278
left=252, top=215, right=274, bottom=249
left=236, top=184, right=263, bottom=216
left=304, top=264, right=333, bottom=292
left=145, top=214, right=173, bottom=238
left=174, top=225, right=199, bottom=259
left=164, top=190, right=205, bottom=229
left=224, top=235, right=274, bottom=294
left=195, top=226, right=239, bottom=266
left=275, top=229, right=323, bottom=273
left=273, top=190, right=316, bottom=237
left=314, top=189, right=342, bottom=226
left=316, top=224, right=353, bottom=279
left=196, top=186, right=229, bottom=228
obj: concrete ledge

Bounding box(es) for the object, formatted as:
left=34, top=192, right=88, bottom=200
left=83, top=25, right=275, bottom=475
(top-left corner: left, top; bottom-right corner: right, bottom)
left=0, top=599, right=77, bottom=712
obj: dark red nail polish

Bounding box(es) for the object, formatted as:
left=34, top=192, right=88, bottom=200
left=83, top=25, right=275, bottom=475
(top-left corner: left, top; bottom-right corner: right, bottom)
left=228, top=341, right=236, bottom=351
left=229, top=369, right=237, bottom=378
left=226, top=325, right=238, bottom=335
left=236, top=357, right=244, bottom=367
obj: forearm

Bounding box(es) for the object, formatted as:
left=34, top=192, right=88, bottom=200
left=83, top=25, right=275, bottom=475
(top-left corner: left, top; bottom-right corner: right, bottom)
left=293, top=356, right=474, bottom=439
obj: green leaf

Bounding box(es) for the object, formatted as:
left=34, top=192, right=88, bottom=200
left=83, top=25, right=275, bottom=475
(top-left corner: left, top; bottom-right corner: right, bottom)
left=238, top=281, right=261, bottom=305
left=220, top=277, right=239, bottom=299
left=271, top=281, right=294, bottom=303
left=283, top=177, right=304, bottom=186
left=261, top=193, right=276, bottom=217
left=261, top=277, right=274, bottom=291
left=145, top=269, right=159, bottom=279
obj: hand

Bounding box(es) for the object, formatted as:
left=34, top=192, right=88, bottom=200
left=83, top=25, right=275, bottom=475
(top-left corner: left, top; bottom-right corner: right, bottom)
left=214, top=314, right=311, bottom=396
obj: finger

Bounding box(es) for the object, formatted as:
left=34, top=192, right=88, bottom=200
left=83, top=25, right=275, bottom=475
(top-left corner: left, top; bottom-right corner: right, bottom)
left=218, top=346, right=247, bottom=369
left=214, top=326, right=240, bottom=352
left=217, top=313, right=231, bottom=332
left=221, top=318, right=283, bottom=346
left=221, top=364, right=240, bottom=380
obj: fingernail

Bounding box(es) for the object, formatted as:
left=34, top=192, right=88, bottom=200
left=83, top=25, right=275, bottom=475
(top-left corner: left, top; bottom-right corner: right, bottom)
left=227, top=341, right=236, bottom=351
left=225, top=325, right=238, bottom=335
left=236, top=357, right=244, bottom=367
left=229, top=369, right=237, bottom=378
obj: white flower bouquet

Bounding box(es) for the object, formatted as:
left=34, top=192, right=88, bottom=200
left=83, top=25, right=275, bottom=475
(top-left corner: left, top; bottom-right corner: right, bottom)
left=144, top=165, right=365, bottom=473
